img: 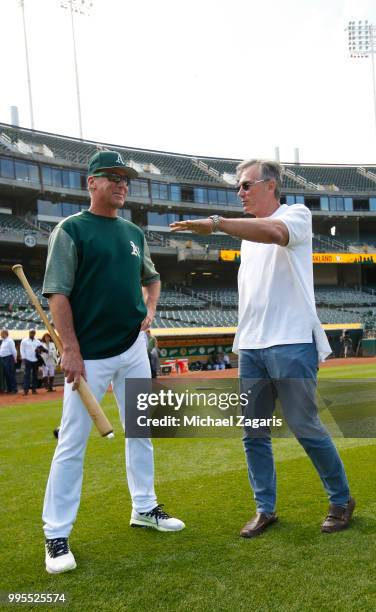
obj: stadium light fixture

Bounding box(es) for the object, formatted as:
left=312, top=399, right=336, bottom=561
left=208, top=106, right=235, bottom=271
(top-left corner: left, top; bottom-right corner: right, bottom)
left=59, top=0, right=94, bottom=139
left=18, top=0, right=35, bottom=130
left=346, top=20, right=376, bottom=136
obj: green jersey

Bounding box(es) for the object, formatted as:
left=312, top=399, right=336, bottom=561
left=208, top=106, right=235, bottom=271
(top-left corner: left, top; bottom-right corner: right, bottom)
left=42, top=211, right=160, bottom=359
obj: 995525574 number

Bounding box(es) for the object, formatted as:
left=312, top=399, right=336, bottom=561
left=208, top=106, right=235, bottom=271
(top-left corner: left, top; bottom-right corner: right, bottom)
left=1, top=593, right=67, bottom=604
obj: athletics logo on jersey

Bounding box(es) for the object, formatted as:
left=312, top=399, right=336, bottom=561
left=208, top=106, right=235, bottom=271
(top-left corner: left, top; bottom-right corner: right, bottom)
left=130, top=241, right=140, bottom=257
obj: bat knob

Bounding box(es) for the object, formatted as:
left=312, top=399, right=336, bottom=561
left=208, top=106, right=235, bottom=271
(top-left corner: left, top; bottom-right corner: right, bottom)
left=105, top=432, right=115, bottom=439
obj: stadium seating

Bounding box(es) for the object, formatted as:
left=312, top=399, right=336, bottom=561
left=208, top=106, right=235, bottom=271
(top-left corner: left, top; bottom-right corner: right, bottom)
left=37, top=220, right=57, bottom=234
left=157, top=291, right=206, bottom=308
left=312, top=234, right=349, bottom=253
left=153, top=308, right=238, bottom=328
left=3, top=123, right=376, bottom=192
left=2, top=214, right=372, bottom=256
left=144, top=230, right=166, bottom=246
left=316, top=306, right=376, bottom=325
left=2, top=275, right=376, bottom=330
left=0, top=275, right=48, bottom=309
left=2, top=212, right=366, bottom=257
left=155, top=230, right=241, bottom=250
left=152, top=285, right=376, bottom=328
left=0, top=307, right=50, bottom=330
left=0, top=212, right=37, bottom=234
left=0, top=124, right=223, bottom=184
left=193, top=288, right=238, bottom=307
left=314, top=286, right=376, bottom=305
left=344, top=235, right=376, bottom=251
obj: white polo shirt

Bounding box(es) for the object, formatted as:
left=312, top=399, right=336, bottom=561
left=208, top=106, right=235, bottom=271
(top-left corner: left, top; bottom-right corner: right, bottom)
left=233, top=204, right=331, bottom=362
left=0, top=337, right=17, bottom=360
left=20, top=337, right=42, bottom=362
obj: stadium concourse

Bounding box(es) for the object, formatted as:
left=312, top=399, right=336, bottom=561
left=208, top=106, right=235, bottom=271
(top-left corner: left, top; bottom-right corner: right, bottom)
left=1, top=122, right=376, bottom=365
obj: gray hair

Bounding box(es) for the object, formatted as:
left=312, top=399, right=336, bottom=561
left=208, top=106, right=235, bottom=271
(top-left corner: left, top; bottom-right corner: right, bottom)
left=236, top=159, right=283, bottom=200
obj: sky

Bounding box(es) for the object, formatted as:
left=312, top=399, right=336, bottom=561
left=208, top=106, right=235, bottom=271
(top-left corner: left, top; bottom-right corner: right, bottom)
left=1, top=0, right=376, bottom=164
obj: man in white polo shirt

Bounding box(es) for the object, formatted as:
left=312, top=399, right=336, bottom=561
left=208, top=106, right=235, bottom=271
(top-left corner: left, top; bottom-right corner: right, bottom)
left=170, top=159, right=354, bottom=537
left=20, top=328, right=41, bottom=395
left=0, top=329, right=18, bottom=393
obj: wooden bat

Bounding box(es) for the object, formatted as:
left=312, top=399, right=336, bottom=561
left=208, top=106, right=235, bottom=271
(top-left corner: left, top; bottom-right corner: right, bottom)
left=12, top=264, right=114, bottom=438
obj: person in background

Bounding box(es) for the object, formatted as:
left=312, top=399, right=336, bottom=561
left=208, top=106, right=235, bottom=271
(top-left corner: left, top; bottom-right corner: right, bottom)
left=223, top=353, right=232, bottom=369
left=149, top=339, right=160, bottom=378
left=215, top=352, right=226, bottom=371
left=20, top=329, right=41, bottom=395
left=40, top=333, right=58, bottom=391
left=0, top=329, right=18, bottom=394
left=146, top=329, right=157, bottom=353
left=146, top=330, right=158, bottom=377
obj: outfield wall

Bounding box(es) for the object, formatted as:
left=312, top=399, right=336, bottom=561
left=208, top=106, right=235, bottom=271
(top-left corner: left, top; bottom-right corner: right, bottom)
left=153, top=324, right=367, bottom=360
left=2, top=325, right=373, bottom=366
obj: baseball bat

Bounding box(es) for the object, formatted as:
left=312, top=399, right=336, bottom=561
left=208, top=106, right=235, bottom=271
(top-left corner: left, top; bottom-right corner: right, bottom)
left=12, top=264, right=114, bottom=438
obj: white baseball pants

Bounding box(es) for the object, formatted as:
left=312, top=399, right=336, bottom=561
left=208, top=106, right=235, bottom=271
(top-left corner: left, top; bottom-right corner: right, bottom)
left=43, top=332, right=157, bottom=539
left=42, top=365, right=55, bottom=377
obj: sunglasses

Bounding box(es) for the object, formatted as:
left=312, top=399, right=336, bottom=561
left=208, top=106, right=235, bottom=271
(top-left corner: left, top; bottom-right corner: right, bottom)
left=93, top=172, right=129, bottom=184
left=237, top=179, right=267, bottom=191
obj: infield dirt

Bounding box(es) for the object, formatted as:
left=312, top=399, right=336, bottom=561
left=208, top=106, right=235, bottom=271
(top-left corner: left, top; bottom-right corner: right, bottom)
left=1, top=356, right=375, bottom=407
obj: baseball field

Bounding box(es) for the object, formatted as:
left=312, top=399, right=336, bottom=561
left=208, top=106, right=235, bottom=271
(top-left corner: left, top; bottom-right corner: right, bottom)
left=1, top=360, right=375, bottom=611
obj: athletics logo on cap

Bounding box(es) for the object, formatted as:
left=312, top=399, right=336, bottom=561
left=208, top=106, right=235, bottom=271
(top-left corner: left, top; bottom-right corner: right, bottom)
left=88, top=150, right=138, bottom=178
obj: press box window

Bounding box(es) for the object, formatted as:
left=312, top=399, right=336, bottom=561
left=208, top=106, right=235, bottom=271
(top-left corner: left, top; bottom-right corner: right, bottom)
left=194, top=188, right=208, bottom=204
left=151, top=182, right=168, bottom=200
left=129, top=180, right=149, bottom=198
left=170, top=185, right=181, bottom=202
left=353, top=199, right=369, bottom=212
left=14, top=161, right=39, bottom=183
left=62, top=170, right=81, bottom=189
left=208, top=189, right=218, bottom=204
left=37, top=200, right=61, bottom=216
left=0, top=157, right=15, bottom=179
left=217, top=190, right=227, bottom=205
left=227, top=190, right=239, bottom=205
left=181, top=186, right=194, bottom=202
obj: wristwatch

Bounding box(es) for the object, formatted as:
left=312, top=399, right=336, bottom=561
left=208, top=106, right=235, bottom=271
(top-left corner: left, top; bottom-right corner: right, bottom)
left=208, top=215, right=221, bottom=233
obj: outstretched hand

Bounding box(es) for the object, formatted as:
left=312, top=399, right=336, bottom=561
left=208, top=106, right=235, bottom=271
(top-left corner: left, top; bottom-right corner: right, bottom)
left=170, top=219, right=214, bottom=236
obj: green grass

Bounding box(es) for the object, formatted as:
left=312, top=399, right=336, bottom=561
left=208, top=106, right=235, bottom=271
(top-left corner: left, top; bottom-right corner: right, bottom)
left=319, top=362, right=376, bottom=379
left=0, top=364, right=375, bottom=611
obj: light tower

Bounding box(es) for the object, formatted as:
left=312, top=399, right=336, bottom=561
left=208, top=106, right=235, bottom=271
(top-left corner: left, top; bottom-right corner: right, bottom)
left=59, top=0, right=94, bottom=139
left=346, top=20, right=376, bottom=136
left=18, top=0, right=35, bottom=129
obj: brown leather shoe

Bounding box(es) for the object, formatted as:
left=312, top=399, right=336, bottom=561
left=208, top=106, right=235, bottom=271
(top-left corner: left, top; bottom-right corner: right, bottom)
left=321, top=497, right=356, bottom=533
left=240, top=512, right=278, bottom=538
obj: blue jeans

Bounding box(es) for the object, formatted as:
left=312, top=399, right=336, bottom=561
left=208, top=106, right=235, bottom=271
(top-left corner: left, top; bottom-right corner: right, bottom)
left=239, top=342, right=350, bottom=513
left=23, top=360, right=38, bottom=392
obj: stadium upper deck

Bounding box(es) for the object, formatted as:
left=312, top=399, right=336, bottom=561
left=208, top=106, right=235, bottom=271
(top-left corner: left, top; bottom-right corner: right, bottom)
left=1, top=122, right=376, bottom=196
left=1, top=122, right=376, bottom=274
left=1, top=123, right=376, bottom=335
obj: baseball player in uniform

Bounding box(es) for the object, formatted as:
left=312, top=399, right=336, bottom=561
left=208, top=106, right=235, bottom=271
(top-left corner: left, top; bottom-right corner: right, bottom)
left=42, top=151, right=184, bottom=575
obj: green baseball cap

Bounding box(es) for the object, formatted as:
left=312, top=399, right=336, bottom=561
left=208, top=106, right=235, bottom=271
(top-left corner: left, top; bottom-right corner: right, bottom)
left=88, top=150, right=138, bottom=178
